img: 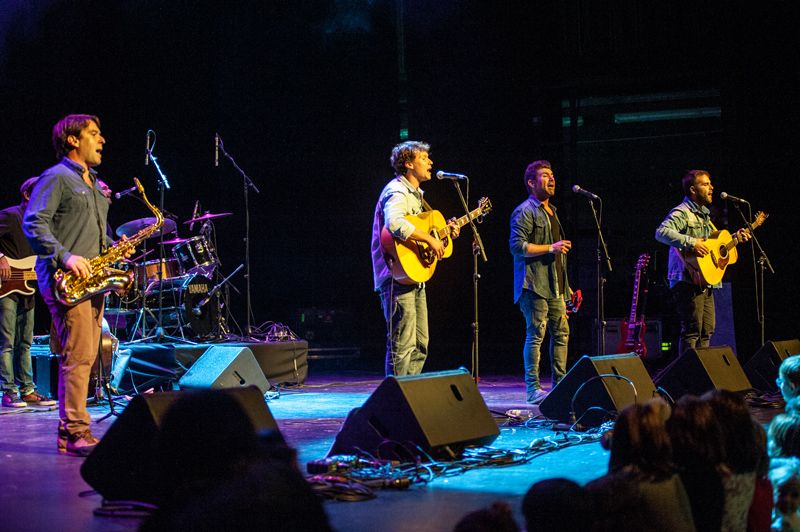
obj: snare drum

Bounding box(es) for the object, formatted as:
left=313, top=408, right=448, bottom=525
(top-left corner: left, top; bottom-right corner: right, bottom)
left=172, top=235, right=218, bottom=275
left=135, top=258, right=181, bottom=283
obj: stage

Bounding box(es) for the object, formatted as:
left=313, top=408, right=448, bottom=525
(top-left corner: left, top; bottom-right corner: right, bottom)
left=0, top=348, right=783, bottom=532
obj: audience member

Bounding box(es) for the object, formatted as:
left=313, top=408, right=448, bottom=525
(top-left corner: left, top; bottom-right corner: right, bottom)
left=770, top=414, right=800, bottom=459
left=587, top=398, right=695, bottom=532
left=769, top=458, right=800, bottom=532
left=668, top=394, right=726, bottom=532
left=453, top=501, right=520, bottom=532
left=522, top=478, right=592, bottom=532
left=778, top=355, right=800, bottom=414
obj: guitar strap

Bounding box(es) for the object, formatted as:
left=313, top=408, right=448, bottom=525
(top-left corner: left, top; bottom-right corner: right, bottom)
left=421, top=197, right=433, bottom=212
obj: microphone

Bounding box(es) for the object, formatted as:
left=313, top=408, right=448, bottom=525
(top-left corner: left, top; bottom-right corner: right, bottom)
left=189, top=200, right=200, bottom=232
left=145, top=131, right=151, bottom=166
left=720, top=192, right=748, bottom=204
left=114, top=185, right=138, bottom=200
left=572, top=185, right=600, bottom=201
left=436, top=170, right=468, bottom=180
left=214, top=133, right=219, bottom=167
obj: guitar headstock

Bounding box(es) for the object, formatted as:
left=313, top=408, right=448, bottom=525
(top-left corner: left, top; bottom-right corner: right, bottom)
left=477, top=197, right=492, bottom=215
left=752, top=211, right=768, bottom=229
left=635, top=253, right=650, bottom=272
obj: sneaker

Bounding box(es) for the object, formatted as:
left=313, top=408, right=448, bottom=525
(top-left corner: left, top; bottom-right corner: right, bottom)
left=526, top=389, right=549, bottom=405
left=60, top=430, right=99, bottom=457
left=2, top=392, right=27, bottom=408
left=21, top=391, right=57, bottom=406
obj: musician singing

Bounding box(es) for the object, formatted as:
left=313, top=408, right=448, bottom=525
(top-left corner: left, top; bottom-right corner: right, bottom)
left=370, top=141, right=458, bottom=377
left=509, top=160, right=572, bottom=405
left=655, top=170, right=750, bottom=357
left=23, top=114, right=113, bottom=456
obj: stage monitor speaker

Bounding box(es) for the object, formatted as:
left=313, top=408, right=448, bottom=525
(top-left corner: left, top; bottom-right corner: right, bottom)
left=80, top=387, right=279, bottom=504
left=539, top=354, right=658, bottom=426
left=178, top=346, right=270, bottom=393
left=654, top=345, right=751, bottom=400
left=744, top=339, right=800, bottom=392
left=327, top=369, right=499, bottom=460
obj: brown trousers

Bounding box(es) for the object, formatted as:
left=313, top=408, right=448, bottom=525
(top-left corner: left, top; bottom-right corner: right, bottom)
left=41, top=282, right=104, bottom=436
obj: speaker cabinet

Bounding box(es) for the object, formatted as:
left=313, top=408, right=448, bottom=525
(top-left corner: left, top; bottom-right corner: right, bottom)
left=178, top=346, right=270, bottom=393
left=539, top=354, right=658, bottom=426
left=327, top=369, right=499, bottom=460
left=80, top=387, right=279, bottom=504
left=655, top=345, right=751, bottom=399
left=744, top=339, right=800, bottom=392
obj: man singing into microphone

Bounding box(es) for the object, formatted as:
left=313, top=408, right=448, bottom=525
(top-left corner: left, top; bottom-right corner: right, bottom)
left=24, top=114, right=114, bottom=456
left=370, top=141, right=458, bottom=376
left=509, top=160, right=572, bottom=404
left=655, top=169, right=750, bottom=357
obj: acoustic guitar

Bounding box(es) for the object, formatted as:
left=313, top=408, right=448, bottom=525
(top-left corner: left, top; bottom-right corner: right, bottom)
left=682, top=211, right=768, bottom=286
left=0, top=255, right=37, bottom=299
left=617, top=253, right=650, bottom=358
left=380, top=197, right=492, bottom=285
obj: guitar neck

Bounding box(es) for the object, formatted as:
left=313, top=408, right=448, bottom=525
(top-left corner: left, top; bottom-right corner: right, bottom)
left=628, top=270, right=641, bottom=323
left=436, top=206, right=484, bottom=239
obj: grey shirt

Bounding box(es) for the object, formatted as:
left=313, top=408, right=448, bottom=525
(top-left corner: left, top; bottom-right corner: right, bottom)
left=509, top=195, right=570, bottom=303
left=23, top=158, right=111, bottom=284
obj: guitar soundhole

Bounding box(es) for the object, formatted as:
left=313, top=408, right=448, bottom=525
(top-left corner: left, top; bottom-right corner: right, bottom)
left=718, top=246, right=727, bottom=259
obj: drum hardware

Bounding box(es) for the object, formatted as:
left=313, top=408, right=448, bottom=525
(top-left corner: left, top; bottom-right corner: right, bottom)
left=159, top=236, right=191, bottom=245
left=141, top=274, right=216, bottom=340
left=183, top=211, right=232, bottom=225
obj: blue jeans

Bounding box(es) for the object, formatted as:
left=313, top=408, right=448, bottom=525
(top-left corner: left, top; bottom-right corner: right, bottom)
left=380, top=282, right=428, bottom=377
left=0, top=296, right=35, bottom=396
left=672, top=282, right=715, bottom=356
left=519, top=290, right=569, bottom=396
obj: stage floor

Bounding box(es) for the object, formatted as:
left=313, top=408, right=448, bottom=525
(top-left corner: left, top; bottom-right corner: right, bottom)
left=0, top=369, right=781, bottom=532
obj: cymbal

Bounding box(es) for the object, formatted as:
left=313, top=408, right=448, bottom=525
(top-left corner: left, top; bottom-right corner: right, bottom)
left=159, top=237, right=190, bottom=245
left=183, top=212, right=232, bottom=224
left=116, top=217, right=177, bottom=239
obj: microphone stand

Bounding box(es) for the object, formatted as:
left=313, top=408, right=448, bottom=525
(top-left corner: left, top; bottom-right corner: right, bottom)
left=586, top=198, right=612, bottom=355
left=449, top=179, right=487, bottom=382
left=731, top=202, right=774, bottom=346
left=217, top=135, right=260, bottom=339
left=140, top=131, right=188, bottom=344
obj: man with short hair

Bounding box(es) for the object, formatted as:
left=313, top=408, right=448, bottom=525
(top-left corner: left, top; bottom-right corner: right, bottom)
left=0, top=177, right=56, bottom=408
left=370, top=141, right=458, bottom=376
left=24, top=114, right=113, bottom=455
left=510, top=160, right=572, bottom=404
left=655, top=169, right=750, bottom=356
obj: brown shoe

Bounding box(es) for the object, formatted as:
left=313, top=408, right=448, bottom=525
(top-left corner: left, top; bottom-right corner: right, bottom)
left=21, top=391, right=57, bottom=407
left=60, top=430, right=99, bottom=457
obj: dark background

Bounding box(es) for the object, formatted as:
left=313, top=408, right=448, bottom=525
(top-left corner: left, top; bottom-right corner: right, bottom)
left=1, top=0, right=797, bottom=374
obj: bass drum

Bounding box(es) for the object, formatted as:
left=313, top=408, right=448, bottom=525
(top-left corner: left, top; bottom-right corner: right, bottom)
left=144, top=274, right=217, bottom=337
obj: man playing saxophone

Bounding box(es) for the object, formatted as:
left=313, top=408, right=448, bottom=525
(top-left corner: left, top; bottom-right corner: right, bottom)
left=23, top=114, right=115, bottom=456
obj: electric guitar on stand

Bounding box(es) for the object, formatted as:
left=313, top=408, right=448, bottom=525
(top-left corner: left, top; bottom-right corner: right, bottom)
left=617, top=253, right=650, bottom=358
left=0, top=255, right=37, bottom=299
left=380, top=197, right=492, bottom=285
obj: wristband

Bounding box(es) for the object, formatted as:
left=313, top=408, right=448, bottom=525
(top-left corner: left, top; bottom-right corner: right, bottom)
left=548, top=245, right=555, bottom=254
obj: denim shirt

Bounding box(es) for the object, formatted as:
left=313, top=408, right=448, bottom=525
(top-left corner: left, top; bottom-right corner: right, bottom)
left=23, top=158, right=111, bottom=283
left=371, top=176, right=425, bottom=291
left=509, top=195, right=569, bottom=303
left=655, top=196, right=718, bottom=288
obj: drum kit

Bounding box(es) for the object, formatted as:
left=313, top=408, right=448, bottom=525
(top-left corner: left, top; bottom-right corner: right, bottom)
left=105, top=210, right=233, bottom=342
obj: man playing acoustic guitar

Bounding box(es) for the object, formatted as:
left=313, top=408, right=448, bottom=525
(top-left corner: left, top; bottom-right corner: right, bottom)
left=370, top=141, right=459, bottom=377
left=655, top=169, right=750, bottom=357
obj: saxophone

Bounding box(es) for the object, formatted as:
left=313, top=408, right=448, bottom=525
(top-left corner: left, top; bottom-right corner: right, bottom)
left=54, top=178, right=163, bottom=306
